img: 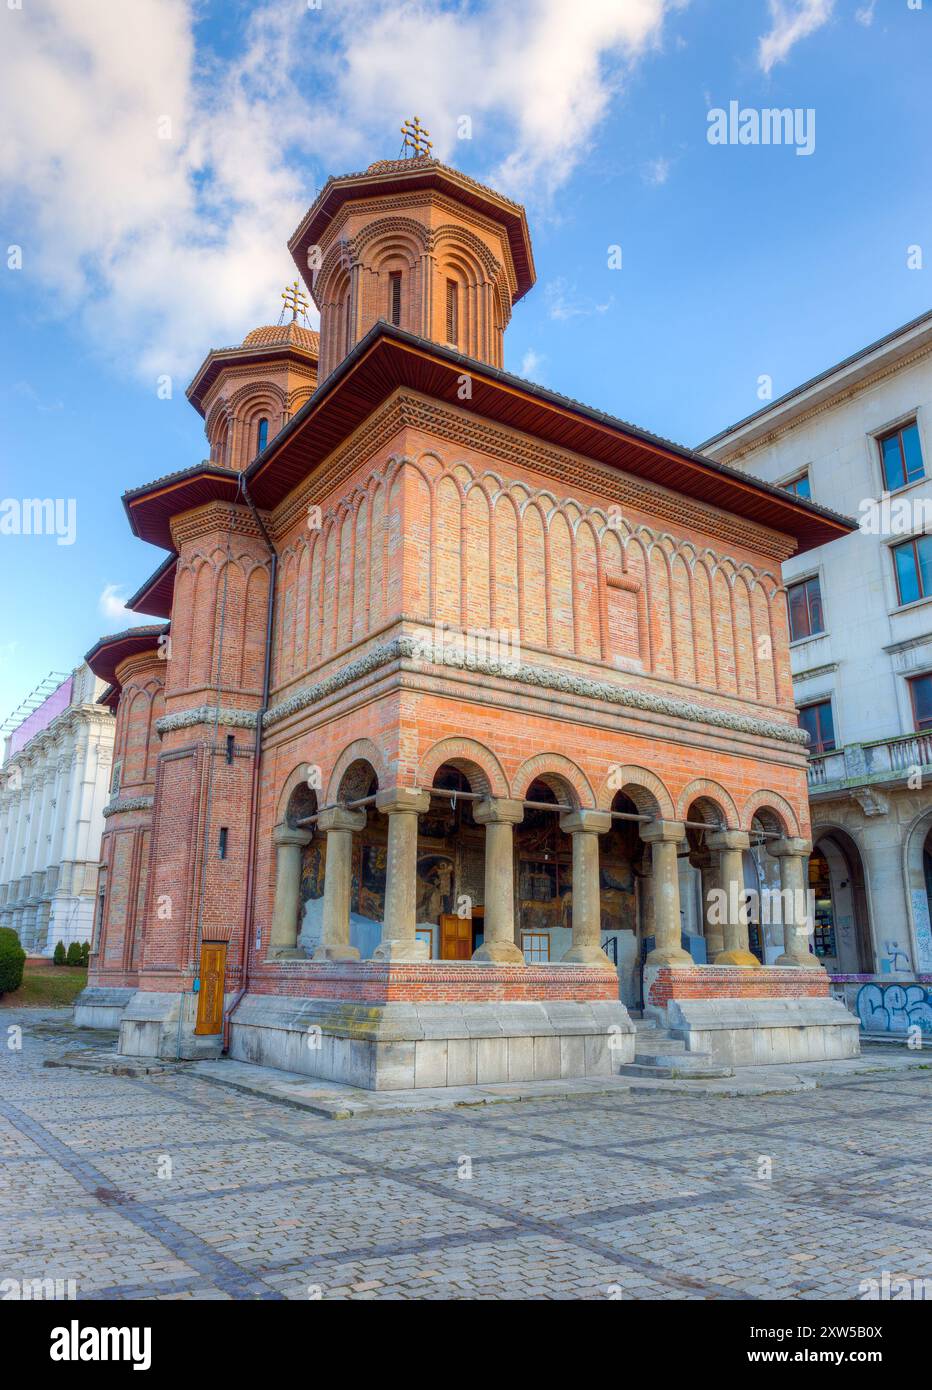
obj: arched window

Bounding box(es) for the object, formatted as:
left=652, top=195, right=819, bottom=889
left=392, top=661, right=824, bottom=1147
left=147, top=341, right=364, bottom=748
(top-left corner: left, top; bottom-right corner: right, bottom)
left=256, top=417, right=269, bottom=454
left=389, top=271, right=402, bottom=326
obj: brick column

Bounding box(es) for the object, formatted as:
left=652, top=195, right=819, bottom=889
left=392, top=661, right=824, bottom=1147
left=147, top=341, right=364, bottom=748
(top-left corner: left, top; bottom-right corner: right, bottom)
left=472, top=797, right=525, bottom=964
left=690, top=847, right=723, bottom=957
left=373, top=789, right=431, bottom=962
left=559, top=809, right=614, bottom=965
left=707, top=829, right=759, bottom=966
left=269, top=825, right=311, bottom=957
left=767, top=836, right=819, bottom=967
left=641, top=821, right=692, bottom=967
left=314, top=807, right=366, bottom=962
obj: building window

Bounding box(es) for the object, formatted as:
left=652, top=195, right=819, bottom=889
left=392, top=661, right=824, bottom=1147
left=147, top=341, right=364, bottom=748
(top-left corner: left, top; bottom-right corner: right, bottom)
left=784, top=472, right=811, bottom=499
left=909, top=674, right=932, bottom=731
left=389, top=272, right=402, bottom=326
left=256, top=418, right=269, bottom=453
left=798, top=699, right=835, bottom=754
left=879, top=420, right=924, bottom=491
left=893, top=534, right=932, bottom=605
left=218, top=827, right=228, bottom=860
left=521, top=931, right=550, bottom=964
left=344, top=292, right=353, bottom=356
left=445, top=279, right=458, bottom=346
left=787, top=576, right=824, bottom=640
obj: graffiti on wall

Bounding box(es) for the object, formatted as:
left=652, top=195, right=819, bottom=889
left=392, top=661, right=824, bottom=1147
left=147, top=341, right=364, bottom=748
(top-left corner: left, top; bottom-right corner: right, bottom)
left=855, top=982, right=932, bottom=1036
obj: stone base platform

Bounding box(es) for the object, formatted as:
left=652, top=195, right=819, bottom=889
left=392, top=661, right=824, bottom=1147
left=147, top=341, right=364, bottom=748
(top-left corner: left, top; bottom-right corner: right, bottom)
left=643, top=965, right=861, bottom=1066
left=228, top=994, right=634, bottom=1089
left=72, top=985, right=136, bottom=1030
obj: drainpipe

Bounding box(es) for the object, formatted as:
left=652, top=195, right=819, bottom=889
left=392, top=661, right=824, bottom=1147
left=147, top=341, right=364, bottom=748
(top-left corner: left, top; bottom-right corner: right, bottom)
left=222, top=475, right=277, bottom=1052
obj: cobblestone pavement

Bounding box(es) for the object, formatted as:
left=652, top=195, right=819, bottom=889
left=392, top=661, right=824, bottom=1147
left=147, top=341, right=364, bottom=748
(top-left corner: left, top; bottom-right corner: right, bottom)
left=2, top=1010, right=931, bottom=1301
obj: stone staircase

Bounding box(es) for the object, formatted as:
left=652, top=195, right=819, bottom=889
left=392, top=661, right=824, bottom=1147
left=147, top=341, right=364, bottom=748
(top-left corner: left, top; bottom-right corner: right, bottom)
left=617, top=1017, right=734, bottom=1080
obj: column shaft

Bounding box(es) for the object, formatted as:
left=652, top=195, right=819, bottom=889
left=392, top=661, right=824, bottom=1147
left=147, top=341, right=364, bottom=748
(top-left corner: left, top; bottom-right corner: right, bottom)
left=708, top=830, right=759, bottom=967
left=373, top=789, right=431, bottom=962
left=559, top=810, right=613, bottom=966
left=269, top=825, right=311, bottom=956
left=641, top=821, right=691, bottom=967
left=768, top=836, right=819, bottom=967
left=472, top=799, right=524, bottom=964
left=314, top=808, right=365, bottom=961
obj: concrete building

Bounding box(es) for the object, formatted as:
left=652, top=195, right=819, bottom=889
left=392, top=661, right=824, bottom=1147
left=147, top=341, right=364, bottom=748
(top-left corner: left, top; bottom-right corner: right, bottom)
left=74, top=131, right=860, bottom=1084
left=702, top=310, right=932, bottom=1038
left=0, top=664, right=115, bottom=954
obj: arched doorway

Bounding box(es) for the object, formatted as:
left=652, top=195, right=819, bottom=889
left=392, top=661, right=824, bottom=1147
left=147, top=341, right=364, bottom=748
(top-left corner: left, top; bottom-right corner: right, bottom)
left=416, top=764, right=483, bottom=959
left=809, top=828, right=873, bottom=973
left=902, top=811, right=932, bottom=975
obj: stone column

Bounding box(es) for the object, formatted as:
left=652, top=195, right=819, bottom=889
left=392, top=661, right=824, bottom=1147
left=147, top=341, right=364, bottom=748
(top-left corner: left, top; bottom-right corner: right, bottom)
left=640, top=821, right=692, bottom=966
left=690, top=847, right=724, bottom=957
left=314, top=807, right=366, bottom=961
left=472, top=798, right=525, bottom=964
left=269, top=824, right=312, bottom=957
left=373, top=788, right=432, bottom=962
left=559, top=809, right=614, bottom=965
left=767, top=836, right=818, bottom=967
left=707, top=829, right=759, bottom=966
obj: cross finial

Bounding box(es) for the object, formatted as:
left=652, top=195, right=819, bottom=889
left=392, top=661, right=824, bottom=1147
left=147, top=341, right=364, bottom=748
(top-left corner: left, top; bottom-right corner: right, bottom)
left=281, top=280, right=309, bottom=322
left=400, top=116, right=432, bottom=159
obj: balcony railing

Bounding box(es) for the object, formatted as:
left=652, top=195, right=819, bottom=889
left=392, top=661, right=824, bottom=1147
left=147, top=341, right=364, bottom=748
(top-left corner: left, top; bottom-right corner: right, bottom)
left=807, top=731, right=932, bottom=790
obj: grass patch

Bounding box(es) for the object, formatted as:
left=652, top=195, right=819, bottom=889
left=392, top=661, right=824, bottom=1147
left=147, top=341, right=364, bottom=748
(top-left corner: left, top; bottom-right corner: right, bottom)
left=0, top=962, right=88, bottom=1008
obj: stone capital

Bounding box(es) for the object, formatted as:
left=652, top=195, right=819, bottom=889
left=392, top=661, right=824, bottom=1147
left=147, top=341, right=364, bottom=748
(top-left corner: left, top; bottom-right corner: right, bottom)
left=766, top=836, right=812, bottom=859
left=375, top=787, right=431, bottom=816
left=639, top=819, right=686, bottom=845
left=706, top=829, right=750, bottom=853
left=559, top=808, right=612, bottom=836
left=317, top=807, right=366, bottom=834
left=273, top=823, right=312, bottom=848
left=473, top=797, right=525, bottom=827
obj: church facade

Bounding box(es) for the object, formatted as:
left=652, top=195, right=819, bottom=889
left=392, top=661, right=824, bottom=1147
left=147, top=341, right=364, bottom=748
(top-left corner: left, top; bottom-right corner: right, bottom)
left=75, top=143, right=861, bottom=1086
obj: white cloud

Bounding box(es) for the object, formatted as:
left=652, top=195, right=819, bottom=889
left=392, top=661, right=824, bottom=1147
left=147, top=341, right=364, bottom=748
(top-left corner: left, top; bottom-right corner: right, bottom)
left=642, top=156, right=672, bottom=186
left=520, top=348, right=545, bottom=380
left=98, top=585, right=135, bottom=626
left=0, top=0, right=686, bottom=382
left=855, top=1, right=876, bottom=25
left=758, top=0, right=834, bottom=74
left=545, top=278, right=614, bottom=322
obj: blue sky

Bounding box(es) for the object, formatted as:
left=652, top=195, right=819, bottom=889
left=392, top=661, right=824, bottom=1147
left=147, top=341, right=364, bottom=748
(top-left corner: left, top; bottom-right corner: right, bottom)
left=1, top=0, right=930, bottom=725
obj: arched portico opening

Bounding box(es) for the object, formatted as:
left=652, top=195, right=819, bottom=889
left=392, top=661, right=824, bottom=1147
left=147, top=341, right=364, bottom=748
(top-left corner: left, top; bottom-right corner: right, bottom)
left=415, top=763, right=485, bottom=960
left=809, top=827, right=873, bottom=973
left=902, top=811, right=932, bottom=976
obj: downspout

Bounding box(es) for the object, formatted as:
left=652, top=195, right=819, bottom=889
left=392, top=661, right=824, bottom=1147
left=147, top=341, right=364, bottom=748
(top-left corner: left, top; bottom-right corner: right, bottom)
left=222, top=475, right=277, bottom=1052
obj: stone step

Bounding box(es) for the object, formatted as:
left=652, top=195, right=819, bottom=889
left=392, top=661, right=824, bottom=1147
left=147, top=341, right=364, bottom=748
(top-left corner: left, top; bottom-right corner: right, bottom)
left=619, top=1055, right=735, bottom=1079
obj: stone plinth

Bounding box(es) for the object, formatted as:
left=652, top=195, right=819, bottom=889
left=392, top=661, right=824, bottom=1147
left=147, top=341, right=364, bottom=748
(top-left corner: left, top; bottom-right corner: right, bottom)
left=228, top=994, right=634, bottom=1090
left=644, top=965, right=860, bottom=1066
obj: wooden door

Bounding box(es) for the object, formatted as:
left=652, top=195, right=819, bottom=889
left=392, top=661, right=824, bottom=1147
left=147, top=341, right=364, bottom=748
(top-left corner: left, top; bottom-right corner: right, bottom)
left=195, top=941, right=227, bottom=1035
left=440, top=914, right=472, bottom=960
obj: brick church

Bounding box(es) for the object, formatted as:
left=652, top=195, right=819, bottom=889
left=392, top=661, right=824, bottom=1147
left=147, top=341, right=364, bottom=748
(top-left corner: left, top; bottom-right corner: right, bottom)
left=76, top=128, right=861, bottom=1086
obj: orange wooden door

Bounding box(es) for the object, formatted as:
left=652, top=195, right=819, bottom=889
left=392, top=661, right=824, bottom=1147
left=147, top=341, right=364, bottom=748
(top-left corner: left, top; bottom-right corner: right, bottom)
left=195, top=942, right=227, bottom=1035
left=440, top=914, right=472, bottom=960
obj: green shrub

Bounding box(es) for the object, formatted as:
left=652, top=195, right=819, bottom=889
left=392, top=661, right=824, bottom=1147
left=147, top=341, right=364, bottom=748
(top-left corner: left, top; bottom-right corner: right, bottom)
left=80, top=941, right=91, bottom=967
left=66, top=941, right=82, bottom=967
left=53, top=941, right=66, bottom=966
left=0, top=933, right=25, bottom=995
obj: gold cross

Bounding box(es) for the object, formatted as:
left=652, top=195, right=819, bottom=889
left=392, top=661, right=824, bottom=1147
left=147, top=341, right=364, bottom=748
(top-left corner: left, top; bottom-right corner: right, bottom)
left=281, top=280, right=309, bottom=321
left=400, top=116, right=433, bottom=158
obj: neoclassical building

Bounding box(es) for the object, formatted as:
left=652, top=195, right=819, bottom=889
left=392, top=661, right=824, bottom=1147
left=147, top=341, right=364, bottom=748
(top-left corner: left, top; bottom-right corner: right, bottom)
left=703, top=310, right=932, bottom=1037
left=75, top=142, right=860, bottom=1084
left=0, top=664, right=114, bottom=954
